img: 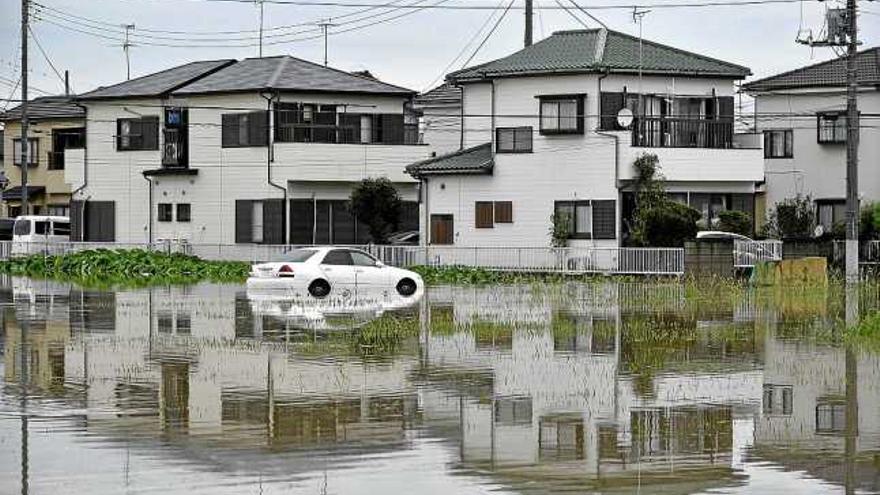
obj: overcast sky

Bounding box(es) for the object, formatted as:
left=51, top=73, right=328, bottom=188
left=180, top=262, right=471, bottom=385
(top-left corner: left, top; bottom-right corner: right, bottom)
left=1, top=0, right=878, bottom=102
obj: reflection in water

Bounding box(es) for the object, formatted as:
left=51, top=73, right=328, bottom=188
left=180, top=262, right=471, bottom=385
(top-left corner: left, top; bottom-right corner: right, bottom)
left=0, top=276, right=879, bottom=494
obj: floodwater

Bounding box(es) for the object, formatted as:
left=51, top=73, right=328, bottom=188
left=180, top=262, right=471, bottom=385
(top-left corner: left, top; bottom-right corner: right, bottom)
left=1, top=277, right=879, bottom=495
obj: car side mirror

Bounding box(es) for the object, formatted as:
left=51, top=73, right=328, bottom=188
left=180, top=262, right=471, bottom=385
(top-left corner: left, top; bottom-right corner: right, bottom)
left=375, top=260, right=385, bottom=268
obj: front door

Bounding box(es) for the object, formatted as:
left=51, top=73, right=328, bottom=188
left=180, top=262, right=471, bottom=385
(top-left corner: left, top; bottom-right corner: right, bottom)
left=430, top=214, right=454, bottom=245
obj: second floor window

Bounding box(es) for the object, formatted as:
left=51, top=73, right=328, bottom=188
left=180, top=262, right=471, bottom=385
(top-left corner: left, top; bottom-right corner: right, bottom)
left=117, top=116, right=159, bottom=151
left=177, top=203, right=191, bottom=222
left=158, top=203, right=173, bottom=222
left=13, top=138, right=38, bottom=166
left=817, top=112, right=847, bottom=144
left=222, top=111, right=269, bottom=147
left=496, top=127, right=532, bottom=153
left=539, top=95, right=584, bottom=135
left=763, top=129, right=793, bottom=158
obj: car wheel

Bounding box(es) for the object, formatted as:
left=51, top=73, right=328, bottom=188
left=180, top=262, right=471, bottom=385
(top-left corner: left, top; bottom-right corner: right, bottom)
left=308, top=279, right=331, bottom=298
left=396, top=278, right=417, bottom=296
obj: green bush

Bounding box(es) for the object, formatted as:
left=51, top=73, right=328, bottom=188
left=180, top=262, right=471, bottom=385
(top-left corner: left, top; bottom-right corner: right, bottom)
left=349, top=177, right=402, bottom=244
left=639, top=202, right=701, bottom=247
left=763, top=194, right=815, bottom=240
left=717, top=210, right=753, bottom=236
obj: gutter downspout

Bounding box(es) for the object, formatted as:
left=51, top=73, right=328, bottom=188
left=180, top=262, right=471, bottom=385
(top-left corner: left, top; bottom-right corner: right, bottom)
left=143, top=175, right=153, bottom=244
left=71, top=101, right=89, bottom=241
left=596, top=70, right=622, bottom=244
left=456, top=82, right=465, bottom=150
left=261, top=91, right=288, bottom=245
left=490, top=79, right=496, bottom=151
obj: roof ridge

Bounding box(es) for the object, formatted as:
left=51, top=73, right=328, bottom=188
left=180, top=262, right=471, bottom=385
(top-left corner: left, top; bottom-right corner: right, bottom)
left=594, top=28, right=608, bottom=65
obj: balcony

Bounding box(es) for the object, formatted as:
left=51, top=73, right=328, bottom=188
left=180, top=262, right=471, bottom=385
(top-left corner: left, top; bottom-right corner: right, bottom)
left=632, top=117, right=734, bottom=149
left=275, top=123, right=419, bottom=145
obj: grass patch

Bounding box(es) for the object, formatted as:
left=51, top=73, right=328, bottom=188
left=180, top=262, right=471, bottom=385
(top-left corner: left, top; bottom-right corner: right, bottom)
left=0, top=248, right=250, bottom=287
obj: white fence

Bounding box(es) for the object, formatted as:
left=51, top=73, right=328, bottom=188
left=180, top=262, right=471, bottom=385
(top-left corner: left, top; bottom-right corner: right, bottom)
left=0, top=241, right=686, bottom=276
left=733, top=240, right=783, bottom=268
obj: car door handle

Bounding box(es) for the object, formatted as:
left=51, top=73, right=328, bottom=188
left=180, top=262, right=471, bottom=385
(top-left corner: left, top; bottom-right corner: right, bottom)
left=355, top=269, right=365, bottom=273
left=324, top=267, right=333, bottom=272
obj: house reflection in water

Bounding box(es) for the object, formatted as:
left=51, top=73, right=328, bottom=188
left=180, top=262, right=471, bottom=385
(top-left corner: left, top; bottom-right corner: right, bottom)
left=1, top=277, right=879, bottom=494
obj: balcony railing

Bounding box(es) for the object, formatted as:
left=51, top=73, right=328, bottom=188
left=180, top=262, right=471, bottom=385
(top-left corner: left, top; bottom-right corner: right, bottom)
left=275, top=123, right=419, bottom=145
left=632, top=117, right=734, bottom=149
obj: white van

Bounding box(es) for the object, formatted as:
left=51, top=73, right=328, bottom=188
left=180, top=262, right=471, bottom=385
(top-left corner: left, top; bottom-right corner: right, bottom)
left=12, top=215, right=71, bottom=256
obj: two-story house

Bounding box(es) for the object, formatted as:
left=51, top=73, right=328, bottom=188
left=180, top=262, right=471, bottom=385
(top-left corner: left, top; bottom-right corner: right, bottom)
left=743, top=47, right=880, bottom=233
left=0, top=96, right=85, bottom=217
left=406, top=29, right=765, bottom=247
left=71, top=56, right=431, bottom=243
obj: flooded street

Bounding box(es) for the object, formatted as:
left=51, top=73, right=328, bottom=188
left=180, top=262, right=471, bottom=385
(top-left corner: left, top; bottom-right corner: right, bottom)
left=1, top=277, right=879, bottom=494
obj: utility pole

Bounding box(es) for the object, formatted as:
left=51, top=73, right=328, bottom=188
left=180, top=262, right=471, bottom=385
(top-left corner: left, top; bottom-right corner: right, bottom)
left=844, top=0, right=860, bottom=283
left=318, top=20, right=336, bottom=66
left=20, top=0, right=29, bottom=216
left=257, top=0, right=264, bottom=57
left=122, top=23, right=135, bottom=80
left=524, top=0, right=533, bottom=47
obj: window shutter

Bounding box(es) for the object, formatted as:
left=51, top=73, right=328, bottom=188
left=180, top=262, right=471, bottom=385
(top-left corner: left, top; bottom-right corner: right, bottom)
left=494, top=201, right=513, bottom=223
left=340, top=113, right=361, bottom=144
left=235, top=200, right=253, bottom=243
left=592, top=200, right=616, bottom=240
left=600, top=92, right=624, bottom=130
left=475, top=202, right=494, bottom=228
left=371, top=114, right=382, bottom=143
left=289, top=199, right=315, bottom=244
left=142, top=116, right=159, bottom=150
left=577, top=96, right=585, bottom=133
left=262, top=198, right=285, bottom=244
left=249, top=111, right=268, bottom=146
left=222, top=114, right=237, bottom=147
left=718, top=96, right=734, bottom=120
left=115, top=119, right=123, bottom=150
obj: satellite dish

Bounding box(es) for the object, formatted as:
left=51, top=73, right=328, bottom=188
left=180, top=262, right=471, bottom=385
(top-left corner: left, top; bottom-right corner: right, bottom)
left=813, top=225, right=825, bottom=238
left=616, top=108, right=634, bottom=129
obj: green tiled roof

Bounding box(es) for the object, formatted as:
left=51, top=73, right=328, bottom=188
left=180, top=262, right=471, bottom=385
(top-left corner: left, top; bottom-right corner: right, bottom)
left=449, top=29, right=750, bottom=81
left=743, top=47, right=880, bottom=92
left=406, top=143, right=493, bottom=177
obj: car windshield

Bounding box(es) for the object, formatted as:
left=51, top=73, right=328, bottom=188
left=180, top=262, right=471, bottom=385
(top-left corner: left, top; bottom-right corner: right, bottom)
left=13, top=219, right=31, bottom=236
left=286, top=249, right=318, bottom=263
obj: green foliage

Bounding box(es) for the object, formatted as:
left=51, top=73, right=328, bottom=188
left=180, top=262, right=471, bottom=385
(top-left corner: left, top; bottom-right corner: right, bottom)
left=763, top=194, right=815, bottom=239
left=629, top=153, right=700, bottom=247
left=0, top=249, right=249, bottom=287
left=349, top=177, right=403, bottom=244
left=859, top=202, right=880, bottom=240
left=549, top=211, right=572, bottom=248
left=717, top=210, right=753, bottom=236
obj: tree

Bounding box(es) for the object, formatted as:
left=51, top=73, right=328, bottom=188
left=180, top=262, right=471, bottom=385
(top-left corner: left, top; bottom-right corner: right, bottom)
left=763, top=194, right=815, bottom=239
left=349, top=178, right=402, bottom=244
left=549, top=211, right=572, bottom=247
left=717, top=210, right=753, bottom=237
left=628, top=153, right=701, bottom=247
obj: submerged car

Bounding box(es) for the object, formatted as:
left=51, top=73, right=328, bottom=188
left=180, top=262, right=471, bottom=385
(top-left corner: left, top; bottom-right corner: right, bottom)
left=247, top=246, right=424, bottom=298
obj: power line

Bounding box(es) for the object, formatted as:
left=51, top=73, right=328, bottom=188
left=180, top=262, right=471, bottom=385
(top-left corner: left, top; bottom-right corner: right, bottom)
left=460, top=0, right=516, bottom=68
left=566, top=0, right=608, bottom=29
left=28, top=25, right=69, bottom=93
left=149, top=0, right=809, bottom=9
left=554, top=0, right=592, bottom=29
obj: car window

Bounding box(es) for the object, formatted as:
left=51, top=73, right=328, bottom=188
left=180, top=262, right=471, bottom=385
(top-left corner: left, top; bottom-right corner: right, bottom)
left=322, top=249, right=353, bottom=265
left=350, top=250, right=378, bottom=267
left=13, top=220, right=31, bottom=236
left=286, top=249, right=318, bottom=262
left=34, top=221, right=49, bottom=235
left=53, top=222, right=71, bottom=236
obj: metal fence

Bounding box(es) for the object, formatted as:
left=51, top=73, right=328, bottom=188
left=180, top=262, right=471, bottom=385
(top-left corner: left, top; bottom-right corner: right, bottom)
left=0, top=241, right=686, bottom=276
left=733, top=240, right=783, bottom=268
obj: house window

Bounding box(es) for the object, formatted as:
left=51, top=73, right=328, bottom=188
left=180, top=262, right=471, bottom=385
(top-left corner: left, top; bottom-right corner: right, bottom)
left=539, top=95, right=584, bottom=134
left=252, top=201, right=264, bottom=243
left=430, top=214, right=454, bottom=245
left=221, top=112, right=268, bottom=147
left=360, top=115, right=372, bottom=144
left=496, top=127, right=532, bottom=153
left=540, top=416, right=585, bottom=461
left=117, top=116, right=159, bottom=151
left=816, top=199, right=846, bottom=232
left=50, top=127, right=86, bottom=170
left=47, top=205, right=69, bottom=217
left=816, top=397, right=846, bottom=435
left=475, top=201, right=514, bottom=228
left=12, top=138, right=38, bottom=165
left=158, top=203, right=173, bottom=222
left=176, top=203, right=191, bottom=222
left=554, top=200, right=592, bottom=239
left=763, top=384, right=793, bottom=416
left=763, top=129, right=793, bottom=158
left=817, top=112, right=847, bottom=144
left=494, top=396, right=532, bottom=426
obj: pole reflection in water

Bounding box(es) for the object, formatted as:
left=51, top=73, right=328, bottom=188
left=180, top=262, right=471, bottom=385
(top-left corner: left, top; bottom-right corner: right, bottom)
left=0, top=277, right=878, bottom=494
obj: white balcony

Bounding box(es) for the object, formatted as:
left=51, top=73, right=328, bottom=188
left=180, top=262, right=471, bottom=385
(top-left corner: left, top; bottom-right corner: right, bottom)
left=619, top=142, right=764, bottom=183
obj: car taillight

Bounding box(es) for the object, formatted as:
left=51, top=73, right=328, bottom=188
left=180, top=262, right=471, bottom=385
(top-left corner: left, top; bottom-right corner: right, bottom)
left=276, top=265, right=295, bottom=277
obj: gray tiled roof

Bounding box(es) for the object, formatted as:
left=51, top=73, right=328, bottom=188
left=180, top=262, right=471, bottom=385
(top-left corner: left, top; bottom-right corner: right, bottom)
left=413, top=83, right=462, bottom=107
left=78, top=59, right=236, bottom=100
left=743, top=47, right=880, bottom=92
left=449, top=29, right=751, bottom=81
left=173, top=56, right=414, bottom=96
left=0, top=95, right=85, bottom=122
left=406, top=142, right=493, bottom=177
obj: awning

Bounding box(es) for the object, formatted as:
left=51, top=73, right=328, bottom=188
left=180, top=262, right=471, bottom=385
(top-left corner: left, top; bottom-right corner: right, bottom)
left=2, top=186, right=46, bottom=200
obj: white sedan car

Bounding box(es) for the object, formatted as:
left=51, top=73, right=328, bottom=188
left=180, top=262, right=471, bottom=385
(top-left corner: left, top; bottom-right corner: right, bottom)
left=247, top=246, right=424, bottom=298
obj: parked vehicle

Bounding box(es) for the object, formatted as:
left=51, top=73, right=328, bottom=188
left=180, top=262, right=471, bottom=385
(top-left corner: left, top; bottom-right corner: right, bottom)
left=247, top=246, right=424, bottom=298
left=387, top=230, right=419, bottom=245
left=0, top=219, right=15, bottom=241
left=11, top=215, right=71, bottom=256
left=697, top=230, right=783, bottom=265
